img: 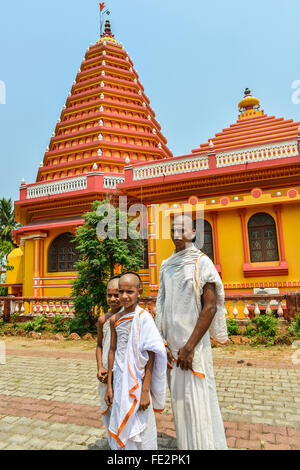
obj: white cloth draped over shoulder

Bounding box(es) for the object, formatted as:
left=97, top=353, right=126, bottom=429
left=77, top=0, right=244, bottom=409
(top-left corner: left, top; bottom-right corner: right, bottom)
left=108, top=305, right=167, bottom=450
left=155, top=244, right=228, bottom=450
left=155, top=244, right=229, bottom=375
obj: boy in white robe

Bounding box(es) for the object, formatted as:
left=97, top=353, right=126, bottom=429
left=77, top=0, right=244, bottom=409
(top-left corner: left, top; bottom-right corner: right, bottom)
left=96, top=276, right=123, bottom=442
left=155, top=215, right=229, bottom=450
left=105, top=273, right=167, bottom=450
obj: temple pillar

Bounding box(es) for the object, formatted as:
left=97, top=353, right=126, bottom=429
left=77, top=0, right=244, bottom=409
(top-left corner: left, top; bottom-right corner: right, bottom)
left=274, top=205, right=289, bottom=271
left=147, top=205, right=159, bottom=291
left=32, top=234, right=47, bottom=297
left=211, top=212, right=222, bottom=276
left=239, top=209, right=251, bottom=268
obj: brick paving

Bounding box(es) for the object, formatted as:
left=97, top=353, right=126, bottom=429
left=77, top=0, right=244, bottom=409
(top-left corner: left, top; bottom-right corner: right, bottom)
left=0, top=340, right=299, bottom=450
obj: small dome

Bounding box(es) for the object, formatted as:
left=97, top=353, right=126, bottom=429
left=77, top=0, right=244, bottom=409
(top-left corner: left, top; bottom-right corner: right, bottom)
left=239, top=88, right=260, bottom=111
left=96, top=36, right=118, bottom=46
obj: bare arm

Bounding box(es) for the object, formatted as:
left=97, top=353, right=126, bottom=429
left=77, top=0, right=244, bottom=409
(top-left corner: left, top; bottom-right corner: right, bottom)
left=105, top=316, right=117, bottom=406
left=139, top=351, right=155, bottom=411
left=177, top=282, right=217, bottom=371
left=96, top=316, right=106, bottom=382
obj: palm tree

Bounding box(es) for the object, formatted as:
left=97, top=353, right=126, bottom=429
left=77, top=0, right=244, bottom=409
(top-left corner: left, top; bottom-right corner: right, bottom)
left=0, top=198, right=18, bottom=243
left=0, top=198, right=20, bottom=282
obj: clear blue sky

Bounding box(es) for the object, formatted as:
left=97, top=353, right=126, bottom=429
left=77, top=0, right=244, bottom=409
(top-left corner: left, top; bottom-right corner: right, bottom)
left=0, top=0, right=300, bottom=202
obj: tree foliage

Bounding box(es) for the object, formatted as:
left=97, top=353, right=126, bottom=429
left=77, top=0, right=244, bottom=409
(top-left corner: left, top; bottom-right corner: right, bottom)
left=72, top=200, right=145, bottom=325
left=0, top=198, right=20, bottom=283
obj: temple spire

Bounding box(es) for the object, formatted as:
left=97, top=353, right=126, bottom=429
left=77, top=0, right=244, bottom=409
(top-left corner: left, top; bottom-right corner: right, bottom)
left=99, top=2, right=111, bottom=37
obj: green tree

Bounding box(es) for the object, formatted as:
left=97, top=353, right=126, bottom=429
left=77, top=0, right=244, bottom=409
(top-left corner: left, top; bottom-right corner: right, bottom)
left=0, top=198, right=19, bottom=243
left=0, top=198, right=20, bottom=286
left=72, top=200, right=145, bottom=326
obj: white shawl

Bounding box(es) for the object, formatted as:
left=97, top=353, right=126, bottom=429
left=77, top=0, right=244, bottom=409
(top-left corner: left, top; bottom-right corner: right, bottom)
left=108, top=305, right=167, bottom=449
left=155, top=245, right=228, bottom=376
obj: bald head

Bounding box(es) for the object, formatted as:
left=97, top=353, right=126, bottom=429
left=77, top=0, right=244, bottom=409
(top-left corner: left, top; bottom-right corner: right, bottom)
left=107, top=277, right=120, bottom=290
left=172, top=214, right=194, bottom=230
left=119, top=273, right=141, bottom=290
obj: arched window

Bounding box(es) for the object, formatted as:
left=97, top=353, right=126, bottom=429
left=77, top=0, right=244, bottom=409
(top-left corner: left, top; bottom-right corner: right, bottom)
left=248, top=213, right=279, bottom=262
left=48, top=233, right=79, bottom=273
left=194, top=220, right=214, bottom=263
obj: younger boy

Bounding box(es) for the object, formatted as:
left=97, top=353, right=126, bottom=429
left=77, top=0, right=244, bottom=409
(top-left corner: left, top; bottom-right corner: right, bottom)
left=105, top=273, right=167, bottom=450
left=96, top=276, right=123, bottom=439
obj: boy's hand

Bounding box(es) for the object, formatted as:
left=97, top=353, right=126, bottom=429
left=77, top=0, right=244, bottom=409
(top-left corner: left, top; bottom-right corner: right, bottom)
left=97, top=367, right=108, bottom=384
left=166, top=345, right=175, bottom=369
left=177, top=345, right=194, bottom=371
left=105, top=387, right=113, bottom=407
left=139, top=390, right=150, bottom=411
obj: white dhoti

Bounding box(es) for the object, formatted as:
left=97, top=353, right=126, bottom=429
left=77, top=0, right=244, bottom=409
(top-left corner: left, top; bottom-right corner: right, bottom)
left=155, top=245, right=229, bottom=450
left=108, top=305, right=167, bottom=450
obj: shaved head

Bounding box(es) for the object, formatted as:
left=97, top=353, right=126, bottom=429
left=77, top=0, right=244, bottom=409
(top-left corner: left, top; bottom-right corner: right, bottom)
left=172, top=214, right=194, bottom=230
left=119, top=273, right=141, bottom=290
left=107, top=277, right=120, bottom=290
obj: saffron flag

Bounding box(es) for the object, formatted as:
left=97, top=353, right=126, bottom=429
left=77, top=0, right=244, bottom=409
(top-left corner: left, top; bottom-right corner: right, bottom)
left=100, top=2, right=105, bottom=11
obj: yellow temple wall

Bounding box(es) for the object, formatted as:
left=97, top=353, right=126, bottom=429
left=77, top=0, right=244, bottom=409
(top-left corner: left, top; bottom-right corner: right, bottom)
left=8, top=200, right=300, bottom=300
left=280, top=203, right=300, bottom=280
left=150, top=200, right=300, bottom=295
left=23, top=240, right=34, bottom=297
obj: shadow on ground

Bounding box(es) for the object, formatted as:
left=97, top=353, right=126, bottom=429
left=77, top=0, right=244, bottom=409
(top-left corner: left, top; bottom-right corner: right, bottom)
left=88, top=436, right=177, bottom=451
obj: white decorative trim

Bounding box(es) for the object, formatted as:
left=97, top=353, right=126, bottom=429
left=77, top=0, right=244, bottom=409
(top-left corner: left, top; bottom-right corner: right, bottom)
left=27, top=176, right=87, bottom=199
left=133, top=155, right=209, bottom=181
left=216, top=140, right=298, bottom=168
left=20, top=233, right=48, bottom=245
left=103, top=175, right=125, bottom=189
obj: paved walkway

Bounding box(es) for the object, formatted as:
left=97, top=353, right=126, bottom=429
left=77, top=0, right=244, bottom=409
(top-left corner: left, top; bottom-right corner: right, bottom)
left=0, top=339, right=299, bottom=450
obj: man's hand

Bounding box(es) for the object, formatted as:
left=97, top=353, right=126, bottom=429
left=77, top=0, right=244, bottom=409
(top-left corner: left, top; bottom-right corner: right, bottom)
left=139, top=390, right=151, bottom=411
left=105, top=387, right=113, bottom=407
left=177, top=345, right=194, bottom=371
left=166, top=345, right=175, bottom=369
left=97, top=366, right=108, bottom=384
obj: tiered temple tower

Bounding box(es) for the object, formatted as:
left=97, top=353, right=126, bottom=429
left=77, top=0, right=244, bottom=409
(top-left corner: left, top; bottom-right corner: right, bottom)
left=36, top=20, right=171, bottom=187
left=9, top=21, right=172, bottom=297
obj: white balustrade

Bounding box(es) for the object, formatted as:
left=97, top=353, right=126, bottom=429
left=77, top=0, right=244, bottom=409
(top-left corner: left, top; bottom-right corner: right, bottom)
left=133, top=155, right=209, bottom=181
left=243, top=301, right=249, bottom=320
left=27, top=176, right=88, bottom=199
left=103, top=176, right=125, bottom=189
left=216, top=140, right=298, bottom=168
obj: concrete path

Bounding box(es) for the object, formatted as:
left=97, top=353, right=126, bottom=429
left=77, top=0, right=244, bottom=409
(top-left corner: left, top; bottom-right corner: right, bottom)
left=0, top=338, right=299, bottom=450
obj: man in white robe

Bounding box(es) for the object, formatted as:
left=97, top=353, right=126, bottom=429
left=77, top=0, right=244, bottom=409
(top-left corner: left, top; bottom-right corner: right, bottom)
left=155, top=215, right=229, bottom=450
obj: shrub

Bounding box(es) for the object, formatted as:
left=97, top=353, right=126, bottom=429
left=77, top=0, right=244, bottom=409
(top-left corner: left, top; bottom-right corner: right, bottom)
left=226, top=319, right=239, bottom=337
left=49, top=316, right=71, bottom=335
left=288, top=312, right=300, bottom=338
left=11, top=313, right=19, bottom=323
left=0, top=286, right=8, bottom=296
left=68, top=313, right=91, bottom=337
left=23, top=316, right=47, bottom=333
left=244, top=322, right=257, bottom=337
left=252, top=313, right=279, bottom=338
